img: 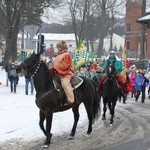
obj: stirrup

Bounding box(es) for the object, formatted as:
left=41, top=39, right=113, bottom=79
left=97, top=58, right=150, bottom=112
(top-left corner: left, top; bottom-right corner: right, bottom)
left=63, top=102, right=73, bottom=106
left=56, top=88, right=60, bottom=92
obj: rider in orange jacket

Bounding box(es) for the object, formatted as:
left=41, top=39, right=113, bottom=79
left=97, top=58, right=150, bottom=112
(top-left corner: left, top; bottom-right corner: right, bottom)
left=52, top=40, right=74, bottom=105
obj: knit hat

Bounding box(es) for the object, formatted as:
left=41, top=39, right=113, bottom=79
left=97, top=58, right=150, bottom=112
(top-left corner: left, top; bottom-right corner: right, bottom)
left=56, top=40, right=68, bottom=50
left=11, top=62, right=16, bottom=66
left=139, top=69, right=146, bottom=75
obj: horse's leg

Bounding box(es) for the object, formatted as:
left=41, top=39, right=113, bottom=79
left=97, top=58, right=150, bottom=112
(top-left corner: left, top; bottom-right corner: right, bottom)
left=42, top=114, right=53, bottom=148
left=39, top=110, right=46, bottom=136
left=118, top=92, right=121, bottom=102
left=123, top=93, right=126, bottom=104
left=68, top=106, right=80, bottom=140
left=107, top=101, right=112, bottom=115
left=109, top=100, right=116, bottom=125
left=102, top=99, right=107, bottom=120
left=83, top=104, right=93, bottom=136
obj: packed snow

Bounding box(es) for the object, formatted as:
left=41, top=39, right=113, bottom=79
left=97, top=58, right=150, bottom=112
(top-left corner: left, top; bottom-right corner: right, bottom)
left=0, top=67, right=88, bottom=142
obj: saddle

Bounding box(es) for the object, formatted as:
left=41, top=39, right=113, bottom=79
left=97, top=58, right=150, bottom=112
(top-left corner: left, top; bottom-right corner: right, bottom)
left=71, top=76, right=83, bottom=89
left=52, top=76, right=83, bottom=105
left=53, top=76, right=83, bottom=91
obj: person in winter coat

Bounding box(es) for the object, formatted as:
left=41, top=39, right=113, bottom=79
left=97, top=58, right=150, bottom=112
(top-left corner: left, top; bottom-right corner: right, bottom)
left=129, top=65, right=137, bottom=98
left=25, top=73, right=34, bottom=95
left=8, top=62, right=19, bottom=94
left=52, top=40, right=74, bottom=106
left=135, top=70, right=149, bottom=103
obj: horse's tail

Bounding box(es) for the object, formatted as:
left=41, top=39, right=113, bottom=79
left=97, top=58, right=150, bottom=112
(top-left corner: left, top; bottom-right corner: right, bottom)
left=91, top=80, right=101, bottom=124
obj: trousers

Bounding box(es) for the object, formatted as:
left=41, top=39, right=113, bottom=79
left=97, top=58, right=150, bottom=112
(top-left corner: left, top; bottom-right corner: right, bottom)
left=98, top=76, right=126, bottom=93
left=60, top=77, right=74, bottom=103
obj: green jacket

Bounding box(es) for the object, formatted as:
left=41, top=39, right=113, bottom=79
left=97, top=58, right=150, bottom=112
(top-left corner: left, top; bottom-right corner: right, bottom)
left=103, top=57, right=123, bottom=75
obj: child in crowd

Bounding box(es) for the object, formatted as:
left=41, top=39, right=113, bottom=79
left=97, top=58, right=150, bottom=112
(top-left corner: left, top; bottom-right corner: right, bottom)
left=129, top=65, right=137, bottom=98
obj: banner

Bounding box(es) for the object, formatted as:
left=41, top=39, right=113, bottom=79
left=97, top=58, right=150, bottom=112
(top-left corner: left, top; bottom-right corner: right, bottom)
left=120, top=41, right=127, bottom=82
left=73, top=40, right=91, bottom=70
left=121, top=42, right=126, bottom=69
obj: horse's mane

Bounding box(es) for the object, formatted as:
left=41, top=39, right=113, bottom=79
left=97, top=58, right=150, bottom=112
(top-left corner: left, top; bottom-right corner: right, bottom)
left=40, top=60, right=52, bottom=80
left=41, top=60, right=49, bottom=72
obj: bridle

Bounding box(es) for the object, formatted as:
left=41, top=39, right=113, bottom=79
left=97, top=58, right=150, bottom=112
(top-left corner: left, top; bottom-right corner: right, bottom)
left=20, top=57, right=42, bottom=77
left=106, top=63, right=116, bottom=80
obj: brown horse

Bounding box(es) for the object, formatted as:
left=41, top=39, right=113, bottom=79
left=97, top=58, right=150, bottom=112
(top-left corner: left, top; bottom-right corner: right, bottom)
left=16, top=53, right=101, bottom=148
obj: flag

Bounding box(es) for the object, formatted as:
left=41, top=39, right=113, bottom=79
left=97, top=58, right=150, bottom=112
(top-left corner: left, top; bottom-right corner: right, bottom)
left=73, top=40, right=90, bottom=70
left=78, top=40, right=87, bottom=53
left=120, top=41, right=127, bottom=83
left=121, top=41, right=127, bottom=69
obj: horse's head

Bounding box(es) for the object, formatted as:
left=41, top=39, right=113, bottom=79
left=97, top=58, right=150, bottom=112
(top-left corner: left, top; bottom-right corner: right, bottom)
left=106, top=63, right=116, bottom=79
left=16, top=53, right=41, bottom=76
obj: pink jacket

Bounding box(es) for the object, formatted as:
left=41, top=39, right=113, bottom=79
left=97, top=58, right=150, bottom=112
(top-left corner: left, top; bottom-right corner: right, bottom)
left=129, top=72, right=137, bottom=87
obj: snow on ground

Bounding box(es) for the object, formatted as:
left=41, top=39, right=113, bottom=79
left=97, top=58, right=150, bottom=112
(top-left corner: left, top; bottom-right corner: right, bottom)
left=0, top=68, right=88, bottom=142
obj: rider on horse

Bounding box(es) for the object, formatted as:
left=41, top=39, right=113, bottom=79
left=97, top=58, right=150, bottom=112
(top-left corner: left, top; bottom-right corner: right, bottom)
left=98, top=51, right=126, bottom=95
left=52, top=40, right=74, bottom=106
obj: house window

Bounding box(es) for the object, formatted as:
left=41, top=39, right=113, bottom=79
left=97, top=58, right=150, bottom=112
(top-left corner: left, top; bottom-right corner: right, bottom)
left=127, top=23, right=131, bottom=32
left=126, top=41, right=130, bottom=50
left=69, top=44, right=72, bottom=47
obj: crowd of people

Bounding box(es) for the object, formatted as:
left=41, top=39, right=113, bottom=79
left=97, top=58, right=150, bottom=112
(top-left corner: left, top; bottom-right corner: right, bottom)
left=1, top=60, right=34, bottom=95
left=73, top=53, right=150, bottom=104
left=45, top=40, right=150, bottom=105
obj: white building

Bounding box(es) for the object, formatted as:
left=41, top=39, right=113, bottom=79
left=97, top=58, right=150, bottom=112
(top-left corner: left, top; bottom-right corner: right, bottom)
left=17, top=32, right=125, bottom=58
left=103, top=33, right=125, bottom=54
left=17, top=33, right=77, bottom=54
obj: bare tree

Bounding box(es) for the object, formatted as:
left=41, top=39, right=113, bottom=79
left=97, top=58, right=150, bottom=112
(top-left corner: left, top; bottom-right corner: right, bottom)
left=65, top=0, right=91, bottom=47
left=62, top=0, right=125, bottom=56
left=93, top=0, right=126, bottom=57
left=0, top=0, right=61, bottom=67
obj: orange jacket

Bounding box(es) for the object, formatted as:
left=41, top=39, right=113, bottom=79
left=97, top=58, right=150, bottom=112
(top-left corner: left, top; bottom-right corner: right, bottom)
left=53, top=50, right=74, bottom=77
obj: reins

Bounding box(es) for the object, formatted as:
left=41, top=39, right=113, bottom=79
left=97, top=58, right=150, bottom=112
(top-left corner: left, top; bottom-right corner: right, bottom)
left=22, top=60, right=42, bottom=77
left=36, top=89, right=56, bottom=101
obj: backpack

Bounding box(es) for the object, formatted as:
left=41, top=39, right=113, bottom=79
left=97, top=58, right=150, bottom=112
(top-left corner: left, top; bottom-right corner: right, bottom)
left=9, top=68, right=17, bottom=77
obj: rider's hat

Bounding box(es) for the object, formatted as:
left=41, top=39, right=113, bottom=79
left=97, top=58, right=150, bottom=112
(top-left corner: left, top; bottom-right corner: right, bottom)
left=56, top=40, right=68, bottom=50
left=139, top=69, right=146, bottom=75
left=109, top=51, right=116, bottom=55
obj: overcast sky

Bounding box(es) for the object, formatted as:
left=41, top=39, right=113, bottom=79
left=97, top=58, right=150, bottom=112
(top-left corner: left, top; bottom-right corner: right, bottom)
left=41, top=1, right=150, bottom=24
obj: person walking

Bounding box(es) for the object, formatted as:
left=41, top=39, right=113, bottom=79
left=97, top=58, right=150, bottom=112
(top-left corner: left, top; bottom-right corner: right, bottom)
left=135, top=70, right=149, bottom=103
left=129, top=65, right=137, bottom=98
left=8, top=62, right=19, bottom=94
left=25, top=73, right=34, bottom=95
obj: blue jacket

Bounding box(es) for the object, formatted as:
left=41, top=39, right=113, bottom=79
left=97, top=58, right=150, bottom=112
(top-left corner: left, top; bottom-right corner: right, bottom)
left=135, top=73, right=149, bottom=91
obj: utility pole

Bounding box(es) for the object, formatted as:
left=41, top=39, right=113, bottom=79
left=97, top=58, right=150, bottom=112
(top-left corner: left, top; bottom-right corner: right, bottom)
left=140, top=0, right=146, bottom=60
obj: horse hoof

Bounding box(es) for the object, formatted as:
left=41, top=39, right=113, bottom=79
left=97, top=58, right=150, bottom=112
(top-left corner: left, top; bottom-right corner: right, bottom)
left=41, top=144, right=49, bottom=149
left=68, top=135, right=75, bottom=140
left=102, top=117, right=106, bottom=120
left=84, top=133, right=91, bottom=138
left=109, top=123, right=113, bottom=127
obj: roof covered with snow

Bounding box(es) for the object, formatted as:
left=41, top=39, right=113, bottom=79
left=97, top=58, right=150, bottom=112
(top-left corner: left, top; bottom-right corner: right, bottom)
left=138, top=14, right=150, bottom=23
left=18, top=33, right=76, bottom=41
left=35, top=33, right=76, bottom=41
left=103, top=33, right=125, bottom=53
left=146, top=8, right=150, bottom=13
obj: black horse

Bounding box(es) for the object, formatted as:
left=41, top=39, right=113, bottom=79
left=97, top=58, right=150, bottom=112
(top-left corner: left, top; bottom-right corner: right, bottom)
left=101, top=62, right=120, bottom=125
left=16, top=53, right=100, bottom=148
